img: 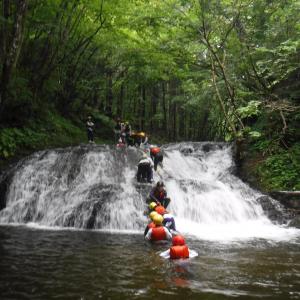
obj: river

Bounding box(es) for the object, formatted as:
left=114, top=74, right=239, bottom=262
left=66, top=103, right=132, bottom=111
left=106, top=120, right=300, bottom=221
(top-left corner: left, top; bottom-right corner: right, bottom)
left=0, top=143, right=299, bottom=299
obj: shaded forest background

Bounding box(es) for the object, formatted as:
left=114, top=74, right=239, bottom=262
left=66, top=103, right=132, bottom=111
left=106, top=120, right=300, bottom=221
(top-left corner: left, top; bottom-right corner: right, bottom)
left=0, top=0, right=299, bottom=191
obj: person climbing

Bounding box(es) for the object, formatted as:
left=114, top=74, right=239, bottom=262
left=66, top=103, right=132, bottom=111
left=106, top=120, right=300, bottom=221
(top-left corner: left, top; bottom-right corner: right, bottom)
left=114, top=118, right=122, bottom=142
left=149, top=181, right=171, bottom=208
left=86, top=116, right=95, bottom=143
left=150, top=146, right=163, bottom=171
left=145, top=214, right=172, bottom=242
left=137, top=153, right=153, bottom=183
left=144, top=211, right=158, bottom=236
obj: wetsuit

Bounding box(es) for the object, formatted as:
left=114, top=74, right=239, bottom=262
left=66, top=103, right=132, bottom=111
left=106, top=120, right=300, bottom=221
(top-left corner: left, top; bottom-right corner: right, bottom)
left=137, top=157, right=153, bottom=183
left=149, top=187, right=170, bottom=208
left=150, top=148, right=163, bottom=171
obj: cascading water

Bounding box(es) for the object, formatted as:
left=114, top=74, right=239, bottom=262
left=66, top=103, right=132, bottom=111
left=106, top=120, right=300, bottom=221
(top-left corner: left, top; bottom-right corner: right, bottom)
left=0, top=142, right=298, bottom=241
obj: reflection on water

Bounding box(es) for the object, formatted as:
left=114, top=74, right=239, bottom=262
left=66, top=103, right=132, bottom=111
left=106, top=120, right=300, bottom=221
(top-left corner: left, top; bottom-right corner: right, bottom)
left=0, top=226, right=299, bottom=300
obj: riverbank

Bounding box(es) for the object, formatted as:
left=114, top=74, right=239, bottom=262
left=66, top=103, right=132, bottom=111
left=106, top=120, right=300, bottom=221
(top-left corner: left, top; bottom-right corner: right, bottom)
left=0, top=112, right=114, bottom=171
left=235, top=140, right=300, bottom=212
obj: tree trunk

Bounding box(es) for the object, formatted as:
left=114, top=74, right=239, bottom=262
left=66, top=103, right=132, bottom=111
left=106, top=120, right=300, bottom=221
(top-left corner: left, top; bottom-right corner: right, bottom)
left=0, top=0, right=28, bottom=116
left=105, top=70, right=113, bottom=117
left=117, top=82, right=124, bottom=118
left=140, top=86, right=146, bottom=131
left=161, top=82, right=167, bottom=133
left=150, top=85, right=158, bottom=133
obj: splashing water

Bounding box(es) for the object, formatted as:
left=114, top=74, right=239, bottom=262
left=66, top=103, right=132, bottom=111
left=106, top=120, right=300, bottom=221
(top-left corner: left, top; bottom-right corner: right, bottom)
left=0, top=143, right=298, bottom=242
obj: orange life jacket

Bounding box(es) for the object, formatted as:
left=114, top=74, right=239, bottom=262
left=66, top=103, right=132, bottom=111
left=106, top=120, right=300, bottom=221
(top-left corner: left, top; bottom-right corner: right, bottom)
left=147, top=222, right=155, bottom=229
left=170, top=245, right=189, bottom=259
left=151, top=226, right=167, bottom=241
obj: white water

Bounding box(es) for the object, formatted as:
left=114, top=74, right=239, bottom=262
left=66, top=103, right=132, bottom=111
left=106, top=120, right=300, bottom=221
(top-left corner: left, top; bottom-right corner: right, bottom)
left=0, top=143, right=299, bottom=241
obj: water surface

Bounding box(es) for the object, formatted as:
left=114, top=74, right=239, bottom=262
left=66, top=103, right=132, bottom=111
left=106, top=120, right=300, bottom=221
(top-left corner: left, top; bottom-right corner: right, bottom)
left=0, top=226, right=299, bottom=300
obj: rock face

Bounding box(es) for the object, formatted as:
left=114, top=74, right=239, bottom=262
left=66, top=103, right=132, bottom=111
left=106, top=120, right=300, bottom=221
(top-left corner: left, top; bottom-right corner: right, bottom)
left=256, top=195, right=295, bottom=224
left=269, top=191, right=300, bottom=210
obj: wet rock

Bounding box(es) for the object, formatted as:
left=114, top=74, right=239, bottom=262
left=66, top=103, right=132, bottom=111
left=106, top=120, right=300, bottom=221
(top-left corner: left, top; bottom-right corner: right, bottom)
left=256, top=195, right=293, bottom=224
left=269, top=191, right=300, bottom=210
left=289, top=216, right=300, bottom=228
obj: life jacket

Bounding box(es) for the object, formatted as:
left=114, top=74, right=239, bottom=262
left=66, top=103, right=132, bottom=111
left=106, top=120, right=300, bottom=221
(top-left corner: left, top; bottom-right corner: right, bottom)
left=170, top=245, right=189, bottom=259
left=150, top=147, right=161, bottom=155
left=147, top=222, right=155, bottom=229
left=151, top=226, right=167, bottom=241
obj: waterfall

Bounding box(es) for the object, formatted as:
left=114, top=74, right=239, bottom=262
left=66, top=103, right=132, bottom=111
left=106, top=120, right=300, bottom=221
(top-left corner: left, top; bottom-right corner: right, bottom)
left=0, top=143, right=298, bottom=241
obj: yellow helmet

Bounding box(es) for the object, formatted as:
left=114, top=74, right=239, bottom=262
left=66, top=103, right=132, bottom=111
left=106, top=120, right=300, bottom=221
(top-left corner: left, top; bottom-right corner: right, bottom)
left=153, top=214, right=164, bottom=226
left=149, top=202, right=157, bottom=210
left=149, top=211, right=158, bottom=220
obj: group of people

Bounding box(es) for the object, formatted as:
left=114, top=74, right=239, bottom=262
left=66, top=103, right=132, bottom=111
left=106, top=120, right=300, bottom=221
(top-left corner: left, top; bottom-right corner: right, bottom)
left=144, top=182, right=193, bottom=260
left=114, top=119, right=149, bottom=148
left=85, top=116, right=195, bottom=260
left=114, top=118, right=164, bottom=184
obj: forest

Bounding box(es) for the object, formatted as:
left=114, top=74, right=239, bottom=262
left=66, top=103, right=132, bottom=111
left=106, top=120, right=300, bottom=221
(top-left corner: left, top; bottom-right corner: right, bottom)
left=0, top=0, right=299, bottom=191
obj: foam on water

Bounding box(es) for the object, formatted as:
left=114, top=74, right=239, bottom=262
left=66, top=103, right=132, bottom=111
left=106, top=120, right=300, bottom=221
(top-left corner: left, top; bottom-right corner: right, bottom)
left=0, top=143, right=299, bottom=242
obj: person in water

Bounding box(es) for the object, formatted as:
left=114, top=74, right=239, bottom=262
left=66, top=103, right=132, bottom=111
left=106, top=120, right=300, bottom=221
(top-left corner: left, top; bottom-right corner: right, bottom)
left=145, top=214, right=172, bottom=242
left=137, top=153, right=153, bottom=183
left=149, top=181, right=170, bottom=208
left=163, top=235, right=190, bottom=259
left=150, top=146, right=163, bottom=171
left=152, top=204, right=177, bottom=232
left=86, top=116, right=95, bottom=143
left=144, top=211, right=158, bottom=236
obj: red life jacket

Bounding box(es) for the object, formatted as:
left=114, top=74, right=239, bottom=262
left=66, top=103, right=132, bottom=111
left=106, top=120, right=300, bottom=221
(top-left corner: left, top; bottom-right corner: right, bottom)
left=170, top=245, right=189, bottom=259
left=151, top=226, right=167, bottom=241
left=147, top=222, right=155, bottom=229
left=151, top=147, right=161, bottom=155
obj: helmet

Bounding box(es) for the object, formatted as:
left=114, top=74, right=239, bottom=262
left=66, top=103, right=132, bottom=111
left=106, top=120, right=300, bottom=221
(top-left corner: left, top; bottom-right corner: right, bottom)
left=149, top=211, right=158, bottom=220
left=155, top=205, right=166, bottom=215
left=153, top=214, right=164, bottom=226
left=156, top=181, right=164, bottom=187
left=172, top=235, right=185, bottom=246
left=139, top=132, right=145, bottom=137
left=149, top=202, right=157, bottom=210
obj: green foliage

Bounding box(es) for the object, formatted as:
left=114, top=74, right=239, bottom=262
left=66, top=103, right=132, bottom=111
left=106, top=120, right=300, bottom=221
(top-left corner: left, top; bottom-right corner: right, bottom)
left=0, top=112, right=86, bottom=160
left=257, top=144, right=300, bottom=191
left=0, top=0, right=299, bottom=193
left=237, top=101, right=262, bottom=119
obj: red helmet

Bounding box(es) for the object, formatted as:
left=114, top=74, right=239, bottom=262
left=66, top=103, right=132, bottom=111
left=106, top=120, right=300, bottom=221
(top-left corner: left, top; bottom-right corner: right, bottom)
left=155, top=205, right=166, bottom=215
left=172, top=235, right=185, bottom=246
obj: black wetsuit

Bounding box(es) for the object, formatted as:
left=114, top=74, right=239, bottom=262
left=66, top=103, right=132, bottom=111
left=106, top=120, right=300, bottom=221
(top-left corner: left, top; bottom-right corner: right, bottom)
left=137, top=158, right=153, bottom=183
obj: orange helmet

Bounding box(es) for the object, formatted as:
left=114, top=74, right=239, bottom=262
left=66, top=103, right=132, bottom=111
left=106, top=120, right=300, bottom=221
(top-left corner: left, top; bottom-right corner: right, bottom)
left=155, top=205, right=166, bottom=215
left=172, top=235, right=186, bottom=246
